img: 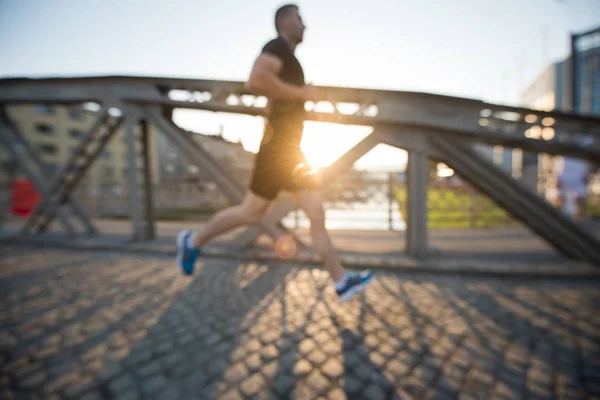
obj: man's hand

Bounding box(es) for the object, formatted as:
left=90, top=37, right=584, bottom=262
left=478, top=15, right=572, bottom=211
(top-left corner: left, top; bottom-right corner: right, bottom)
left=301, top=84, right=320, bottom=102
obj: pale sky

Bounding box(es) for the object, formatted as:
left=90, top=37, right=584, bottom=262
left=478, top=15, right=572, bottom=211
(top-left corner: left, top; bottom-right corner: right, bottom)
left=1, top=0, right=599, bottom=170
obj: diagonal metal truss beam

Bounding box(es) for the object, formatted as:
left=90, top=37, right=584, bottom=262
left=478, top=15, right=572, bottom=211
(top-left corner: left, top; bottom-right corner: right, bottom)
left=379, top=128, right=440, bottom=159
left=231, top=130, right=385, bottom=248
left=20, top=107, right=123, bottom=235
left=142, top=106, right=307, bottom=247
left=429, top=134, right=600, bottom=265
left=0, top=117, right=75, bottom=235
left=382, top=127, right=600, bottom=261
left=0, top=108, right=96, bottom=236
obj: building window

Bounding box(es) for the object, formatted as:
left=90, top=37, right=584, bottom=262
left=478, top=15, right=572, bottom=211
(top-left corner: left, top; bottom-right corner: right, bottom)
left=70, top=146, right=86, bottom=157
left=69, top=108, right=84, bottom=120
left=45, top=163, right=59, bottom=177
left=35, top=104, right=54, bottom=114
left=1, top=161, right=16, bottom=175
left=69, top=129, right=86, bottom=139
left=39, top=144, right=57, bottom=154
left=35, top=123, right=55, bottom=135
left=101, top=166, right=114, bottom=178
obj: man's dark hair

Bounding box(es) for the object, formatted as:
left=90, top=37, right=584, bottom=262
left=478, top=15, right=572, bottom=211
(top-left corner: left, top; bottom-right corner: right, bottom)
left=275, top=4, right=298, bottom=33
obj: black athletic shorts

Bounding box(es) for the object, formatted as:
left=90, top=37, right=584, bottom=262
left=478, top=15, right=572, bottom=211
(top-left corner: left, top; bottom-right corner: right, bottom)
left=249, top=140, right=308, bottom=201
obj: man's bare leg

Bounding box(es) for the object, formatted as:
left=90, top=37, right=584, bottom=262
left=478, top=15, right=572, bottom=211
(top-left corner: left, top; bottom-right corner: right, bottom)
left=293, top=190, right=345, bottom=281
left=176, top=191, right=270, bottom=274
left=191, top=192, right=271, bottom=248
left=293, top=190, right=373, bottom=301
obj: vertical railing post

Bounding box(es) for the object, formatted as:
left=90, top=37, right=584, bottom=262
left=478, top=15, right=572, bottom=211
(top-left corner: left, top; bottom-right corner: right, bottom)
left=140, top=119, right=156, bottom=240
left=388, top=172, right=394, bottom=231
left=469, top=188, right=476, bottom=229
left=125, top=116, right=143, bottom=241
left=406, top=150, right=428, bottom=258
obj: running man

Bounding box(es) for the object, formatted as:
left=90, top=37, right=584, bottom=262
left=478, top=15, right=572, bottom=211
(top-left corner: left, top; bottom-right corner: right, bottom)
left=176, top=4, right=373, bottom=302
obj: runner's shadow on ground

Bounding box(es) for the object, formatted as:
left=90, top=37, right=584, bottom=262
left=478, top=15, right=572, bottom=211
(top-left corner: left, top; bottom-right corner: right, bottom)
left=0, top=250, right=293, bottom=399
left=431, top=283, right=600, bottom=399
left=129, top=259, right=294, bottom=399
left=266, top=271, right=399, bottom=399
left=3, top=247, right=599, bottom=400
left=340, top=328, right=399, bottom=399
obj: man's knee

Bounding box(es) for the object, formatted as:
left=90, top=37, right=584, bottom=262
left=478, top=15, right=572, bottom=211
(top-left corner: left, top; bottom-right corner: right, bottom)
left=294, top=191, right=327, bottom=227
left=306, top=205, right=326, bottom=227
left=239, top=191, right=270, bottom=225
left=242, top=208, right=265, bottom=225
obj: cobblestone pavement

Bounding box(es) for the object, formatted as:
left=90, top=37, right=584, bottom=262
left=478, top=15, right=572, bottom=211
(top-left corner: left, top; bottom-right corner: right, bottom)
left=1, top=246, right=599, bottom=400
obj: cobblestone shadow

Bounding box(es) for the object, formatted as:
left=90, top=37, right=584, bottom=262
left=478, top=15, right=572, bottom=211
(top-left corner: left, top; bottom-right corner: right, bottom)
left=1, top=246, right=599, bottom=400
left=432, top=283, right=600, bottom=398
left=0, top=247, right=291, bottom=399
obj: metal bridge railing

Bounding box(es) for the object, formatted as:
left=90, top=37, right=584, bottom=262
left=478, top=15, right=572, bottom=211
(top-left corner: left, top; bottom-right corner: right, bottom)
left=1, top=76, right=600, bottom=264
left=5, top=167, right=596, bottom=234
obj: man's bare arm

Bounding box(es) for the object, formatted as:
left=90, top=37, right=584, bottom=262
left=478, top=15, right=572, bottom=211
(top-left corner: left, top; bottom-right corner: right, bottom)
left=245, top=54, right=312, bottom=101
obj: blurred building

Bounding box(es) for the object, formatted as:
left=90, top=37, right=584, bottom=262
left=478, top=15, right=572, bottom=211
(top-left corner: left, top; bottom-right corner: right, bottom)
left=520, top=25, right=600, bottom=114
left=155, top=127, right=255, bottom=184
left=510, top=25, right=600, bottom=194
left=0, top=104, right=161, bottom=187
left=516, top=62, right=564, bottom=192
left=0, top=104, right=256, bottom=189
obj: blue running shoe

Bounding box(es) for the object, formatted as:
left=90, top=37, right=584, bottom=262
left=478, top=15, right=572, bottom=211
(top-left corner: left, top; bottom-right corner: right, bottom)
left=176, top=230, right=201, bottom=275
left=336, top=270, right=374, bottom=302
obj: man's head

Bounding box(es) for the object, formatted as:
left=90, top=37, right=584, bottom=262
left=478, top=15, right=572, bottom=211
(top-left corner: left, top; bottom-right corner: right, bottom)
left=275, top=4, right=305, bottom=44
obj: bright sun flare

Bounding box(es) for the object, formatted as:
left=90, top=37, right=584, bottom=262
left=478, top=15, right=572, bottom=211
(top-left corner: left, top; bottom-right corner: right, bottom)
left=300, top=121, right=369, bottom=168
left=173, top=110, right=408, bottom=171
left=301, top=132, right=337, bottom=168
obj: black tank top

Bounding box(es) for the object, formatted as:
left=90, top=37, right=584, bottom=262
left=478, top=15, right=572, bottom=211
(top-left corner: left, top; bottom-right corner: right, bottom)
left=260, top=37, right=306, bottom=147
